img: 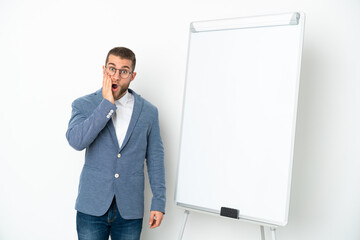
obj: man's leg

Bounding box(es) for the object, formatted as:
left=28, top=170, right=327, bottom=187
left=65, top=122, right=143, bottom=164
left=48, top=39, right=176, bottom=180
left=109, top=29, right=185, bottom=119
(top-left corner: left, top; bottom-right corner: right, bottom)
left=76, top=211, right=110, bottom=240
left=109, top=199, right=143, bottom=240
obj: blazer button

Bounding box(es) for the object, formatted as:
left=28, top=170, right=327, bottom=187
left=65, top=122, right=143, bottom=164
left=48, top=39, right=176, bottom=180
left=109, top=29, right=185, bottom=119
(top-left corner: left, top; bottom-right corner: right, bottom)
left=114, top=173, right=119, bottom=178
left=117, top=153, right=121, bottom=158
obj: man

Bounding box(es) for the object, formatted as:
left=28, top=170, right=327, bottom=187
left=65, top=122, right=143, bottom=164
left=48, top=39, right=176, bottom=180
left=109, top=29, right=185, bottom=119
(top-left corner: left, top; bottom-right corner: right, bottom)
left=66, top=47, right=166, bottom=240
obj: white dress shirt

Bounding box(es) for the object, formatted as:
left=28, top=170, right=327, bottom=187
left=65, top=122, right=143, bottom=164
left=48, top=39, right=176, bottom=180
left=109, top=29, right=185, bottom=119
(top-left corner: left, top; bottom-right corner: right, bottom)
left=112, top=91, right=134, bottom=148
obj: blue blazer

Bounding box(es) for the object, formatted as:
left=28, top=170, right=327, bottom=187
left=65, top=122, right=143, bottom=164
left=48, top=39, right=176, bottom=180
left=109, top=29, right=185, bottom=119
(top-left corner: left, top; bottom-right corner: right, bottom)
left=66, top=88, right=166, bottom=219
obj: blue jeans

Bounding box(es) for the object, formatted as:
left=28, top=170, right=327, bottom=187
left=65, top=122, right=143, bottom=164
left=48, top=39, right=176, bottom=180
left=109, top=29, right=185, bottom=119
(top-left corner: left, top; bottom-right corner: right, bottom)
left=76, top=198, right=143, bottom=240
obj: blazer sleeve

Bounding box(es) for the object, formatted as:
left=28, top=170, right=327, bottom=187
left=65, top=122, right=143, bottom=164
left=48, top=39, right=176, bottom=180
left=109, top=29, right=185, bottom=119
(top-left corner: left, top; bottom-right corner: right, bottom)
left=146, top=108, right=166, bottom=214
left=66, top=98, right=117, bottom=151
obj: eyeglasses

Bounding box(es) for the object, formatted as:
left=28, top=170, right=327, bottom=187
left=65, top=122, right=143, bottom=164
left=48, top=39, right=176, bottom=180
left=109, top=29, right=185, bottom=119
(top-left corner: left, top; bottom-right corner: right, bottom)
left=105, top=66, right=133, bottom=79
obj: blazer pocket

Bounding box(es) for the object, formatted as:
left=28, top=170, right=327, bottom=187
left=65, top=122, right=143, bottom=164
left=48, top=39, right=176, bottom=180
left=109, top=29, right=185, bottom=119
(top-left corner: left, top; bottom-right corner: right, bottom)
left=83, top=164, right=101, bottom=171
left=132, top=169, right=145, bottom=176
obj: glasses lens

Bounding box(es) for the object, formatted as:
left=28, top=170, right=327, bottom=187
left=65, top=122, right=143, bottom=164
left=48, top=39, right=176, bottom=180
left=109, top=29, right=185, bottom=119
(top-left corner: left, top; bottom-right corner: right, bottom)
left=120, top=70, right=130, bottom=79
left=106, top=66, right=116, bottom=76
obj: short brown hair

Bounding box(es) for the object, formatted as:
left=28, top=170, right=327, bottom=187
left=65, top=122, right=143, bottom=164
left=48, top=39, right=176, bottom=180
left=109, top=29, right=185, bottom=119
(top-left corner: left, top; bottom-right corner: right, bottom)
left=105, top=47, right=136, bottom=71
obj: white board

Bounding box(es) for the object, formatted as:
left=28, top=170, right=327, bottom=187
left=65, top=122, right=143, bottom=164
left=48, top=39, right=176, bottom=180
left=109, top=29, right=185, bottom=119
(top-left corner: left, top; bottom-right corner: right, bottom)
left=175, top=12, right=305, bottom=226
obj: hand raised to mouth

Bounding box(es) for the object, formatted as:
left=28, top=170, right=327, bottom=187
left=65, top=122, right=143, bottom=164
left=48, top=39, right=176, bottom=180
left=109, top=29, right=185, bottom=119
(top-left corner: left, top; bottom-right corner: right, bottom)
left=102, top=72, right=115, bottom=104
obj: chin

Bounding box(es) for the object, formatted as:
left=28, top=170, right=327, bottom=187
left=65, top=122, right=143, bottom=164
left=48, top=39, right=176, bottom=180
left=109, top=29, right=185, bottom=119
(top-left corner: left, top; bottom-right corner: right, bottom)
left=114, top=94, right=121, bottom=101
left=114, top=89, right=126, bottom=100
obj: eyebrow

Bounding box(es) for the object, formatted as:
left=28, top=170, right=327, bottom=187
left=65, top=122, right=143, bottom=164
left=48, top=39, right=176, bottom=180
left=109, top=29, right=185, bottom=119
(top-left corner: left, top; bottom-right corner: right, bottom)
left=107, top=62, right=130, bottom=69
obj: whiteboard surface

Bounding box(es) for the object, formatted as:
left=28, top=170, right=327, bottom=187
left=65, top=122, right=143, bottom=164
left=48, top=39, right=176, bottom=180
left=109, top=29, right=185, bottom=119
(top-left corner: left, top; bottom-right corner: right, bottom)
left=175, top=13, right=305, bottom=226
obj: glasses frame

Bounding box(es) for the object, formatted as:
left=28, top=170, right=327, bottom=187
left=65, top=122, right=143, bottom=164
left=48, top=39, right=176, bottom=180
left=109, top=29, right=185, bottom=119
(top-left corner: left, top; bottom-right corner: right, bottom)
left=105, top=65, right=133, bottom=79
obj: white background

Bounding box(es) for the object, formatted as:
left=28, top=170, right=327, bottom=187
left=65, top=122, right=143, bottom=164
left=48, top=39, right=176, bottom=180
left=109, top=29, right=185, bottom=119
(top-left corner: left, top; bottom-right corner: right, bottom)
left=0, top=0, right=359, bottom=240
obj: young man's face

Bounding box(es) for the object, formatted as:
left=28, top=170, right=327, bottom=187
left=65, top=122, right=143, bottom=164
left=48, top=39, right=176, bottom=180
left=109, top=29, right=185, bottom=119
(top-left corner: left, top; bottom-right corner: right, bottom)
left=103, top=54, right=136, bottom=100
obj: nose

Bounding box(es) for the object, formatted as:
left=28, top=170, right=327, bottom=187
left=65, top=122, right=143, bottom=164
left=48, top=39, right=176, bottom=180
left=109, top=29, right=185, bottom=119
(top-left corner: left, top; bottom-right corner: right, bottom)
left=113, top=69, right=121, bottom=80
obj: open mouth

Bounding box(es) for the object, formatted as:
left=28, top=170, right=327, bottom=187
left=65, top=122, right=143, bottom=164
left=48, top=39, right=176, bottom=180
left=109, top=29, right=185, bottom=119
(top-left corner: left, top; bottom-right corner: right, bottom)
left=112, top=84, right=118, bottom=91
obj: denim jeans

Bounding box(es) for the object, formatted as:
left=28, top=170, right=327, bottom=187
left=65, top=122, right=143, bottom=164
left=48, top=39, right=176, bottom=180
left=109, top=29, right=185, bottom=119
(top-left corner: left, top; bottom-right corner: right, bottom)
left=76, top=198, right=143, bottom=240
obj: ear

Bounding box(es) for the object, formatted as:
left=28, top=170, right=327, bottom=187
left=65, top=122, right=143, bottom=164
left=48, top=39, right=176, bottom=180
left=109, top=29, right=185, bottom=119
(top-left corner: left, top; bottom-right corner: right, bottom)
left=130, top=72, right=137, bottom=82
left=102, top=65, right=105, bottom=74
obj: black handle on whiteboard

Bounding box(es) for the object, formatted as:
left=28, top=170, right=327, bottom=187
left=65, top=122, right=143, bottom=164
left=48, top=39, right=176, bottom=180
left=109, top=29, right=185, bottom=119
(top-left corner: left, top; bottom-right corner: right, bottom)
left=220, top=207, right=239, bottom=219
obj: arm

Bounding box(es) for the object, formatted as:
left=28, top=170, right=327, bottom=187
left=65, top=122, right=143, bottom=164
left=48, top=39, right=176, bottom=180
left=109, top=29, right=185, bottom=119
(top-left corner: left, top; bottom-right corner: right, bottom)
left=146, top=108, right=166, bottom=228
left=66, top=98, right=116, bottom=151
left=66, top=73, right=117, bottom=150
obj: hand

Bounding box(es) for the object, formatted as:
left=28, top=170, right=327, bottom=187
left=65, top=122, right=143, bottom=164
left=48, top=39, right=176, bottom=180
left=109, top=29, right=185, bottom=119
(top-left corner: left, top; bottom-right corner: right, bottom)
left=102, top=72, right=115, bottom=104
left=149, top=211, right=164, bottom=229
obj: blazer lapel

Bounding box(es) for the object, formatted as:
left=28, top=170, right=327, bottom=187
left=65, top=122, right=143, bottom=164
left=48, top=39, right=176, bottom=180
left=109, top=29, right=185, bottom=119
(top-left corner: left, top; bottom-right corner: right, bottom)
left=119, top=89, right=143, bottom=151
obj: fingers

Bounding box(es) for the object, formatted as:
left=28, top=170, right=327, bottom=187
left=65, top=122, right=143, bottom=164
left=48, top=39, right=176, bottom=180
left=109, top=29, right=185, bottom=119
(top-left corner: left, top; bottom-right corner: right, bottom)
left=149, top=211, right=164, bottom=229
left=102, top=72, right=114, bottom=104
left=149, top=211, right=155, bottom=227
left=103, top=72, right=111, bottom=92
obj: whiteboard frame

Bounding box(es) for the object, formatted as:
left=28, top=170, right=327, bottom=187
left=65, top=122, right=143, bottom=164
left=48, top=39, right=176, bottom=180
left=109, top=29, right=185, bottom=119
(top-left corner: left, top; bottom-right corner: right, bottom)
left=175, top=12, right=305, bottom=227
